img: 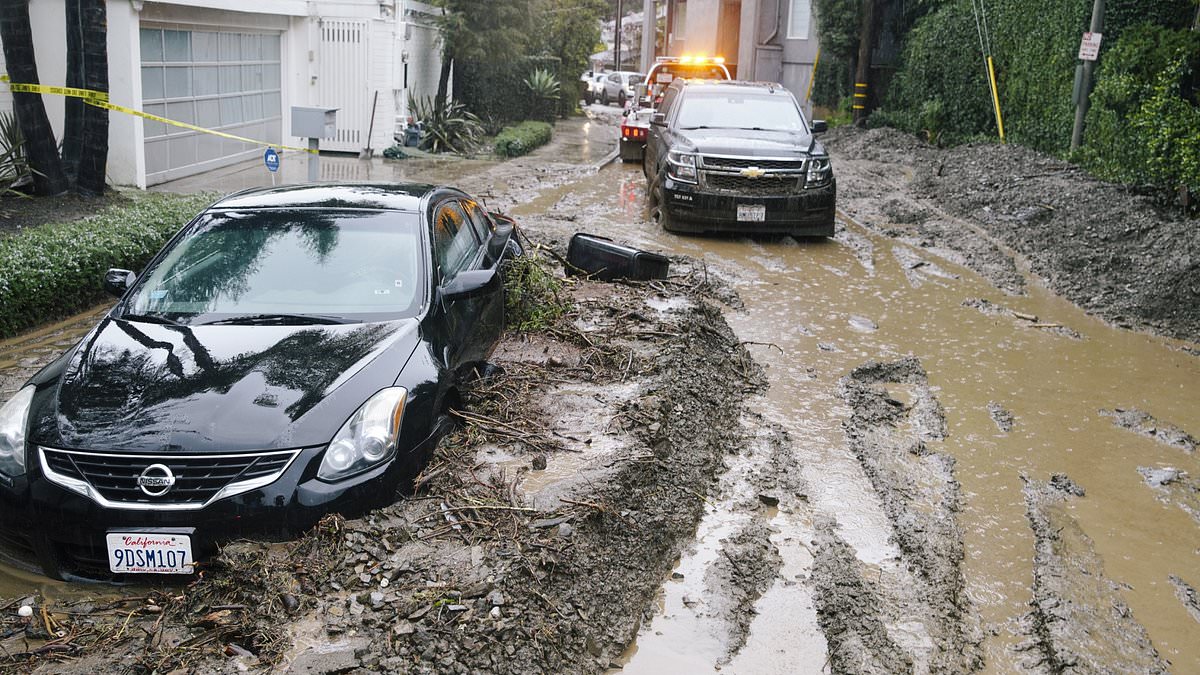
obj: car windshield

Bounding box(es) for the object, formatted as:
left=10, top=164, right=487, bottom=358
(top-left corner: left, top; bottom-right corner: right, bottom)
left=629, top=75, right=644, bottom=85
left=675, top=92, right=806, bottom=132
left=125, top=209, right=425, bottom=325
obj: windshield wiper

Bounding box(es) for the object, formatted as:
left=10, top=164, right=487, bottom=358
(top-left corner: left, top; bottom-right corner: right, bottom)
left=120, top=312, right=181, bottom=326
left=200, top=313, right=350, bottom=326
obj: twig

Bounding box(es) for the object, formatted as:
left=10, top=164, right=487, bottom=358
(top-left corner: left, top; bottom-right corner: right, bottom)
left=739, top=340, right=785, bottom=355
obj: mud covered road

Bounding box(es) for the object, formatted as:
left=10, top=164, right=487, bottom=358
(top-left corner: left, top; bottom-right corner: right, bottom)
left=1, top=112, right=1198, bottom=674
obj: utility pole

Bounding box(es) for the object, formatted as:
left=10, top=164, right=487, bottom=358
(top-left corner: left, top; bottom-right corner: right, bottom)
left=641, top=0, right=655, bottom=73
left=1070, top=0, right=1104, bottom=152
left=852, top=0, right=879, bottom=125
left=614, top=0, right=624, bottom=70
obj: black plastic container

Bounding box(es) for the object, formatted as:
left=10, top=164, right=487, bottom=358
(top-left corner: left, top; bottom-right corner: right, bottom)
left=566, top=233, right=670, bottom=281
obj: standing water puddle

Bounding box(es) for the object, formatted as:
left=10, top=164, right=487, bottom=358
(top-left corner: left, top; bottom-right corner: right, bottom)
left=513, top=163, right=1200, bottom=673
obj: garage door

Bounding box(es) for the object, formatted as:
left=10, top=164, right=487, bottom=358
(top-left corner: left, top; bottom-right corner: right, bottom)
left=140, top=28, right=282, bottom=185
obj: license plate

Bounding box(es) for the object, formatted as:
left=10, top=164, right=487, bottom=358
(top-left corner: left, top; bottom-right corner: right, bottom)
left=737, top=204, right=766, bottom=222
left=106, top=530, right=194, bottom=574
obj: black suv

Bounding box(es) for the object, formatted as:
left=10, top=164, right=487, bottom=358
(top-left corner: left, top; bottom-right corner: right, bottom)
left=643, top=80, right=836, bottom=237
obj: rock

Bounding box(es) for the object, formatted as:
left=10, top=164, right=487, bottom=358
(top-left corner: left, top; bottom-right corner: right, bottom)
left=489, top=606, right=502, bottom=619
left=370, top=591, right=385, bottom=608
left=531, top=454, right=548, bottom=471
left=1139, top=466, right=1182, bottom=487
left=557, top=522, right=574, bottom=538
left=758, top=494, right=780, bottom=507
left=670, top=572, right=685, bottom=580
left=487, top=590, right=505, bottom=607
left=393, top=620, right=416, bottom=636
left=1049, top=473, right=1086, bottom=497
left=530, top=516, right=570, bottom=530
left=17, top=605, right=32, bottom=618
left=280, top=593, right=300, bottom=613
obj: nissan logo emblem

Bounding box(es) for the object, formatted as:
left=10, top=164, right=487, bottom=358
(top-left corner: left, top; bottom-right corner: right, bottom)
left=137, top=464, right=176, bottom=497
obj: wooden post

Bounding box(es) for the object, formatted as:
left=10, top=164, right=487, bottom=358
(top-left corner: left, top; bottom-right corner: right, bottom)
left=852, top=0, right=878, bottom=125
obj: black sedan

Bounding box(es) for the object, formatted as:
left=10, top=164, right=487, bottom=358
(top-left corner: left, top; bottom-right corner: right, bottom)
left=0, top=183, right=519, bottom=580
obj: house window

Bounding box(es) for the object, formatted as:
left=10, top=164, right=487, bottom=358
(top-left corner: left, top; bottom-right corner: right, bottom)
left=788, top=0, right=812, bottom=40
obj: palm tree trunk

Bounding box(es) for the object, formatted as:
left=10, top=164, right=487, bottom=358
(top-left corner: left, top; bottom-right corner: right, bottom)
left=0, top=0, right=68, bottom=196
left=75, top=0, right=107, bottom=196
left=62, top=0, right=84, bottom=185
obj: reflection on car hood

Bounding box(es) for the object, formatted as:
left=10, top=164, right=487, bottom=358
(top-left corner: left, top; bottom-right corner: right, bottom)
left=45, top=317, right=420, bottom=453
left=678, top=128, right=818, bottom=157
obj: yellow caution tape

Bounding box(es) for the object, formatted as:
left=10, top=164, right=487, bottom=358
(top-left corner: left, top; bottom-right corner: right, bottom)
left=2, top=76, right=316, bottom=155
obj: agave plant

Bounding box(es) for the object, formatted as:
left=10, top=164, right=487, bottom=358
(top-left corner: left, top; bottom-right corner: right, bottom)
left=524, top=68, right=561, bottom=122
left=0, top=112, right=32, bottom=196
left=408, top=95, right=484, bottom=155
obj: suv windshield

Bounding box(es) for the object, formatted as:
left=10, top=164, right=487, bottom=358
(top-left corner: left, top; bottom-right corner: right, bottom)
left=676, top=92, right=806, bottom=132
left=126, top=209, right=424, bottom=324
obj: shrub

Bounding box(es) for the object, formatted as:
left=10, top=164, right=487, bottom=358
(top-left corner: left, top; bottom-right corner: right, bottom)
left=0, top=111, right=32, bottom=197
left=524, top=69, right=561, bottom=122
left=494, top=121, right=553, bottom=158
left=502, top=252, right=564, bottom=332
left=456, top=55, right=566, bottom=124
left=408, top=95, right=484, bottom=155
left=0, top=192, right=216, bottom=338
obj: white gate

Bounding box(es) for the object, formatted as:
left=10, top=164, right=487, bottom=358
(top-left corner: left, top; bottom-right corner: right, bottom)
left=317, top=19, right=370, bottom=152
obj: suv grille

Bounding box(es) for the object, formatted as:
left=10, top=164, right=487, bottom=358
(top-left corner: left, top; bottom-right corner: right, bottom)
left=699, top=155, right=807, bottom=196
left=705, top=173, right=802, bottom=195
left=40, top=447, right=300, bottom=510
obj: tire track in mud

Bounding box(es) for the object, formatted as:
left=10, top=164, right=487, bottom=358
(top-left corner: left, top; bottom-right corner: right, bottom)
left=1019, top=476, right=1169, bottom=674
left=811, top=356, right=984, bottom=674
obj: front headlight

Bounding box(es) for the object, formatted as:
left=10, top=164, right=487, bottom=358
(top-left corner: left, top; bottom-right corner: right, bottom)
left=0, top=386, right=34, bottom=477
left=318, top=387, right=407, bottom=481
left=667, top=149, right=698, bottom=184
left=806, top=156, right=832, bottom=188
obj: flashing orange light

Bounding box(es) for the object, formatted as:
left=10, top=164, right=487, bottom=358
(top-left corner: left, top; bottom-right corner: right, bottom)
left=679, top=55, right=694, bottom=64
left=713, top=56, right=725, bottom=64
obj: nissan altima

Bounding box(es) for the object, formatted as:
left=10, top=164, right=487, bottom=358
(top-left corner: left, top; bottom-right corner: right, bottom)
left=0, top=183, right=519, bottom=580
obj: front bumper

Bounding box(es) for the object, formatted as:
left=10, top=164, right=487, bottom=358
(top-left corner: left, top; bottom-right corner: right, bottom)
left=0, top=441, right=430, bottom=580
left=662, top=177, right=837, bottom=236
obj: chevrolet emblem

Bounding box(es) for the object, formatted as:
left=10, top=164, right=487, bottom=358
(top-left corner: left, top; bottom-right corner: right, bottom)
left=739, top=167, right=766, bottom=179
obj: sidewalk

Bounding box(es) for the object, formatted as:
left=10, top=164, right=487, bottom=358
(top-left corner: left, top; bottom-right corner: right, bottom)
left=150, top=115, right=610, bottom=195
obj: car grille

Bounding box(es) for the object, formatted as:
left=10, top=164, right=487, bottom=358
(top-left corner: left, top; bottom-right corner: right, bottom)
left=39, top=447, right=300, bottom=510
left=700, top=156, right=805, bottom=172
left=699, top=155, right=807, bottom=196
left=704, top=173, right=803, bottom=195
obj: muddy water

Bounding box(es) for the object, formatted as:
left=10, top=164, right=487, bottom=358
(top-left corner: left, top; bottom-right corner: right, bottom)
left=512, top=164, right=1200, bottom=672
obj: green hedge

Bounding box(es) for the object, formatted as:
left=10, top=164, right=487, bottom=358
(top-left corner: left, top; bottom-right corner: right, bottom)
left=1081, top=25, right=1200, bottom=197
left=494, top=121, right=553, bottom=158
left=0, top=192, right=215, bottom=338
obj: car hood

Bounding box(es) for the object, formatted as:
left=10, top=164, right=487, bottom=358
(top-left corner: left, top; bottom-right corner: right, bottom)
left=35, top=317, right=420, bottom=454
left=676, top=128, right=820, bottom=157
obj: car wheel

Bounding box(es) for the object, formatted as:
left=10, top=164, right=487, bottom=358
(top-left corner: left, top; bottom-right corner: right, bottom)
left=600, top=90, right=609, bottom=106
left=584, top=91, right=593, bottom=105
left=649, top=176, right=680, bottom=232
left=618, top=91, right=626, bottom=107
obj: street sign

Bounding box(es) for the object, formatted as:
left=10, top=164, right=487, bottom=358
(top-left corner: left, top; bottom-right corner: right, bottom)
left=1078, top=32, right=1102, bottom=61
left=264, top=147, right=280, bottom=173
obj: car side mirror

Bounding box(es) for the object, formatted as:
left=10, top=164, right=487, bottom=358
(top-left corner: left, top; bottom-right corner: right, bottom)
left=488, top=219, right=515, bottom=259
left=811, top=119, right=828, bottom=133
left=103, top=268, right=136, bottom=297
left=651, top=112, right=666, bottom=126
left=439, top=269, right=499, bottom=303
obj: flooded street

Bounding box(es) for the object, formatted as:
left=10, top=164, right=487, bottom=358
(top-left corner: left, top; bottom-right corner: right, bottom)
left=1, top=112, right=1196, bottom=672
left=511, top=161, right=1200, bottom=673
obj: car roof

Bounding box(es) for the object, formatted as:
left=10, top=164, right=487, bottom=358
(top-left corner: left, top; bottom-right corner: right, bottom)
left=210, top=182, right=441, bottom=212
left=671, top=79, right=787, bottom=94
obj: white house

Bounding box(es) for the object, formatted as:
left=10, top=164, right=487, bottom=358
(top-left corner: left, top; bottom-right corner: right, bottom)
left=0, top=0, right=443, bottom=188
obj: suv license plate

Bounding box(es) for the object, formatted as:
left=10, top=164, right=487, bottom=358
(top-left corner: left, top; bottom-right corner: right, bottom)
left=106, top=531, right=194, bottom=574
left=737, top=204, right=766, bottom=222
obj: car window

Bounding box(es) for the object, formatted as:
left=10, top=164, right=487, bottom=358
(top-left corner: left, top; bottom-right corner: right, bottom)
left=127, top=209, right=424, bottom=322
left=460, top=199, right=494, bottom=244
left=659, top=86, right=680, bottom=117
left=609, top=73, right=620, bottom=83
left=432, top=201, right=480, bottom=279
left=675, top=91, right=806, bottom=132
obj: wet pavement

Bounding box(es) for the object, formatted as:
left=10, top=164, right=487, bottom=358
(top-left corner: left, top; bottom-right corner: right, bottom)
left=2, top=111, right=1197, bottom=672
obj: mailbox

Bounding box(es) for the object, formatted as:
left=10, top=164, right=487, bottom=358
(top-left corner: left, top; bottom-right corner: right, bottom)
left=291, top=106, right=338, bottom=139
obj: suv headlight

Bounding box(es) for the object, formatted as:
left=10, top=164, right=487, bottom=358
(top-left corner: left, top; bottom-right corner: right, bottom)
left=667, top=150, right=698, bottom=184
left=0, top=386, right=34, bottom=477
left=318, top=387, right=407, bottom=481
left=806, top=156, right=832, bottom=188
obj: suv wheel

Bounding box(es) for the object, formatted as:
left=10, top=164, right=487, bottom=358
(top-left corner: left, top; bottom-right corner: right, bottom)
left=649, top=176, right=680, bottom=232
left=600, top=90, right=609, bottom=106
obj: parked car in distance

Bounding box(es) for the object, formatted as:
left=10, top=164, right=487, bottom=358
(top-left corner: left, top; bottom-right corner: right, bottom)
left=0, top=183, right=520, bottom=580
left=601, top=71, right=644, bottom=107
left=620, top=108, right=653, bottom=163
left=643, top=80, right=835, bottom=237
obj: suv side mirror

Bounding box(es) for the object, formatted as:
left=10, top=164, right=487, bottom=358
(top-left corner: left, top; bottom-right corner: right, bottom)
left=651, top=112, right=666, bottom=126
left=811, top=119, right=828, bottom=133
left=103, top=268, right=136, bottom=298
